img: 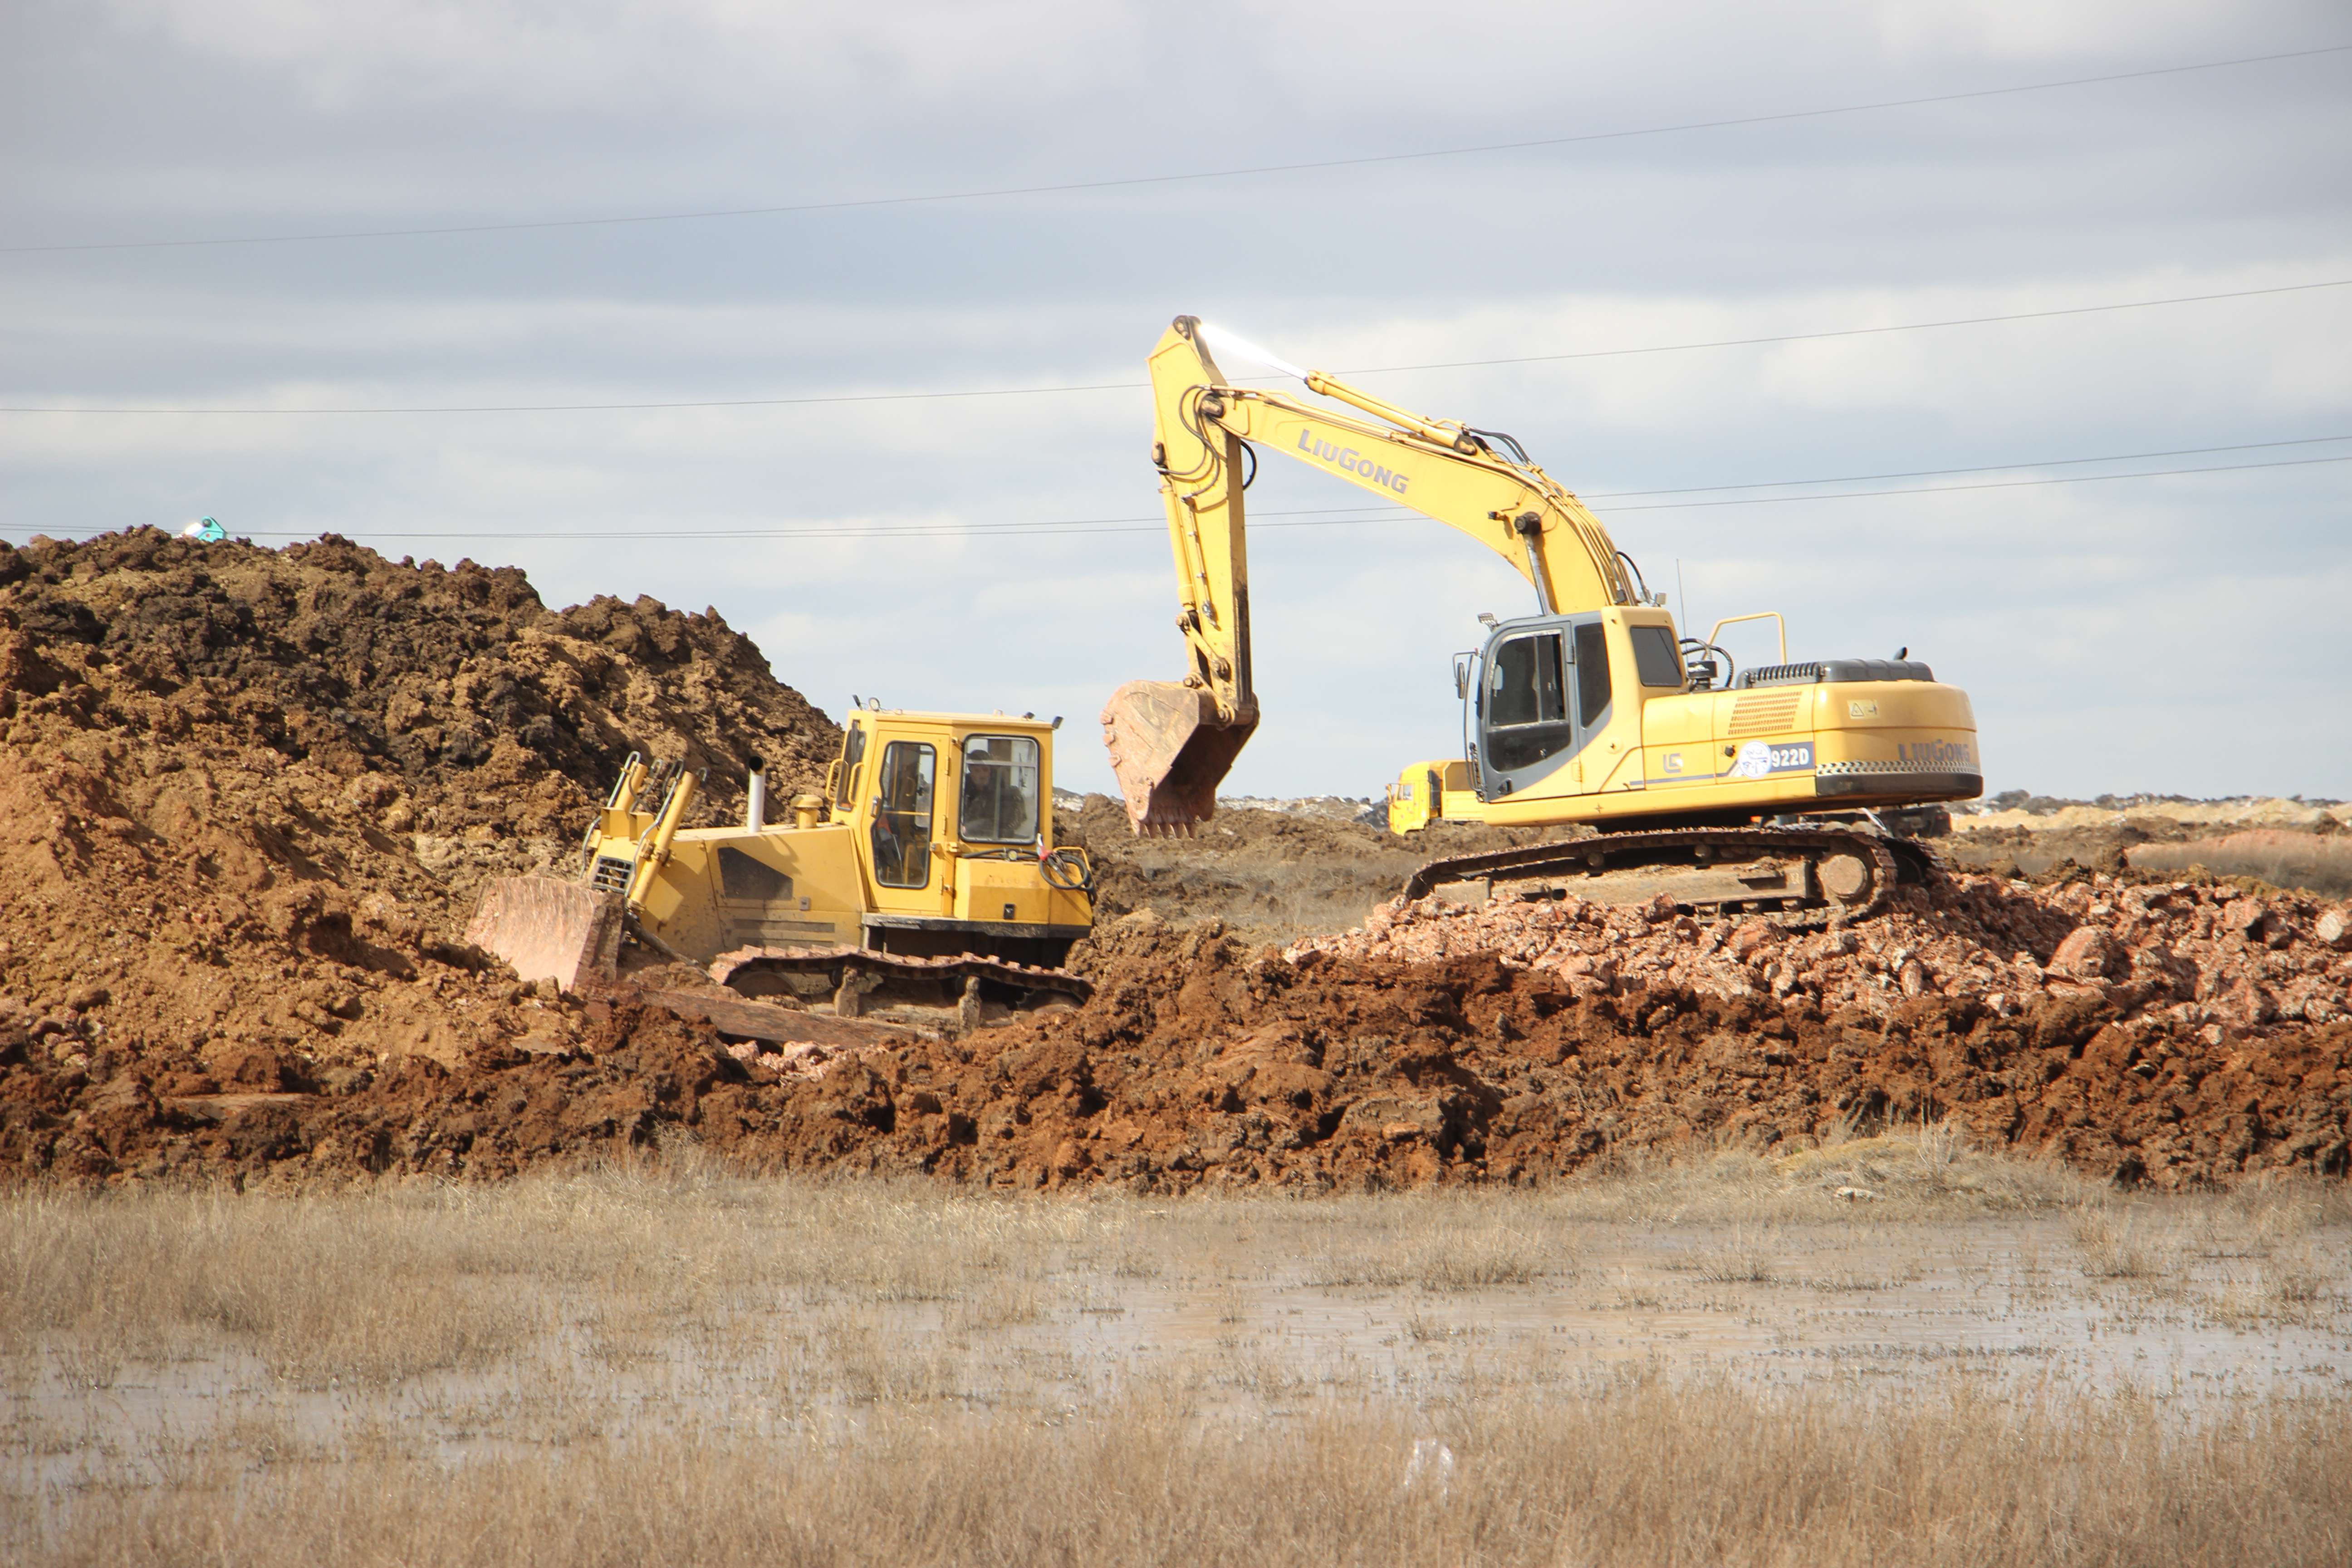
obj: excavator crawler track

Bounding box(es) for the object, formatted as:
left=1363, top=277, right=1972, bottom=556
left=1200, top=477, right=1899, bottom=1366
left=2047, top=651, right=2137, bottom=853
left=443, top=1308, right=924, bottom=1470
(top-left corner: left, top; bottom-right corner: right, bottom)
left=1401, top=826, right=1936, bottom=930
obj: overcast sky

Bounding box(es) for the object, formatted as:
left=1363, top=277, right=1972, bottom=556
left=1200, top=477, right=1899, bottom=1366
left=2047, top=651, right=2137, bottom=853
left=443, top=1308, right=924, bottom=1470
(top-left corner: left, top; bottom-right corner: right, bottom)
left=4, top=1, right=2348, bottom=801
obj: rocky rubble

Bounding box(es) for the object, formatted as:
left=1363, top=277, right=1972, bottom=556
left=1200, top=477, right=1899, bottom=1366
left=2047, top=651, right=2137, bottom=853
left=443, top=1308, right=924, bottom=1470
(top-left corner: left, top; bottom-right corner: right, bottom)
left=1291, top=870, right=2352, bottom=1035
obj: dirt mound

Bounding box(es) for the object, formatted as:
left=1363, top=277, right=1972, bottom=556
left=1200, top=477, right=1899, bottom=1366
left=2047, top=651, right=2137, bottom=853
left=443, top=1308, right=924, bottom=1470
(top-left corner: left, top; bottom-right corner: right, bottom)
left=13, top=879, right=2347, bottom=1193
left=0, top=529, right=838, bottom=1104
left=4, top=529, right=2347, bottom=1194
left=2, top=529, right=835, bottom=824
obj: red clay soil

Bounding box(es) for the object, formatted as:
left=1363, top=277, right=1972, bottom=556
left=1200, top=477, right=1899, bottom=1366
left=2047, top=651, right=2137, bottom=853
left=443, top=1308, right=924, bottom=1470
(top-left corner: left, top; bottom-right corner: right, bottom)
left=10, top=878, right=2348, bottom=1194
left=5, top=529, right=2350, bottom=1193
left=0, top=529, right=836, bottom=1122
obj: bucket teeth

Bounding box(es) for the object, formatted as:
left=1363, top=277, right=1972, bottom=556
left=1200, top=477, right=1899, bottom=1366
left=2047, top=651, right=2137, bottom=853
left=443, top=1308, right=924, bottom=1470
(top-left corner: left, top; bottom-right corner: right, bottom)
left=1100, top=680, right=1257, bottom=835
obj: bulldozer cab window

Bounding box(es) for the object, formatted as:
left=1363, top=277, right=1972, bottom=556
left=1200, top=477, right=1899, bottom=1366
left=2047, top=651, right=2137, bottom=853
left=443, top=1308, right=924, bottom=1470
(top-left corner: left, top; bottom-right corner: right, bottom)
left=1630, top=624, right=1684, bottom=689
left=1485, top=632, right=1576, bottom=773
left=1575, top=622, right=1612, bottom=727
left=959, top=734, right=1040, bottom=844
left=835, top=725, right=867, bottom=811
left=869, top=741, right=934, bottom=888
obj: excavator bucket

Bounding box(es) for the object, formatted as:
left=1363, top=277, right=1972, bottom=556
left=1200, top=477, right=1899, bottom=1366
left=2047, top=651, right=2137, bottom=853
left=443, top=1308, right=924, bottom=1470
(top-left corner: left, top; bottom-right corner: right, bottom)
left=1100, top=680, right=1259, bottom=835
left=464, top=876, right=626, bottom=993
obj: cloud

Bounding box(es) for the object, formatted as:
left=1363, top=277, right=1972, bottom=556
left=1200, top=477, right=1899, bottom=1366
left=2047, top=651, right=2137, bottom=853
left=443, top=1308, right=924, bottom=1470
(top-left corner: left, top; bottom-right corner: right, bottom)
left=4, top=0, right=2348, bottom=799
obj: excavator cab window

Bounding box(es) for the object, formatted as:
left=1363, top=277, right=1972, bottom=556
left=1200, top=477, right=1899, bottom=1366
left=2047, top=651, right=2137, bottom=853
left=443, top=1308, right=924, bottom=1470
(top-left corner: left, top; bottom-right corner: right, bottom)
left=959, top=735, right=1041, bottom=844
left=1629, top=625, right=1684, bottom=689
left=869, top=741, right=935, bottom=888
left=1574, top=622, right=1612, bottom=727
left=835, top=724, right=867, bottom=811
left=1485, top=632, right=1576, bottom=773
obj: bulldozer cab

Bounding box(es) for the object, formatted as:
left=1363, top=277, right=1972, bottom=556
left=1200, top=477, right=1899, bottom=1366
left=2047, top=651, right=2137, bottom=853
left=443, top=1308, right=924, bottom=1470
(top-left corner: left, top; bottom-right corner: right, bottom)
left=828, top=707, right=1071, bottom=923
left=867, top=738, right=934, bottom=888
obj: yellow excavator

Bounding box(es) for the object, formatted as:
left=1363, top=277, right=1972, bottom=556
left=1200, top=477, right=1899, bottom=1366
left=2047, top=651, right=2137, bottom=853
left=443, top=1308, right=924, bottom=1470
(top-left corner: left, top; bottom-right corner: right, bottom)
left=1101, top=315, right=1983, bottom=921
left=470, top=704, right=1096, bottom=1021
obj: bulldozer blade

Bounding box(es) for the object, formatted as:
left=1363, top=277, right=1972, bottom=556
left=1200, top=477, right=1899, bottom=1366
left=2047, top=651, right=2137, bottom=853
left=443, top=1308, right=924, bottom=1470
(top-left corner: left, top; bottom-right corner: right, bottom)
left=1100, top=680, right=1258, bottom=835
left=465, top=877, right=625, bottom=992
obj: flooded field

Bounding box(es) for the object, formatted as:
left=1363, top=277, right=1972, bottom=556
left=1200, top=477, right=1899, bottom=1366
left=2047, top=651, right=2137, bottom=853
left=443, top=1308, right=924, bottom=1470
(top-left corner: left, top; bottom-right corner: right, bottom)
left=6, top=1149, right=2350, bottom=1565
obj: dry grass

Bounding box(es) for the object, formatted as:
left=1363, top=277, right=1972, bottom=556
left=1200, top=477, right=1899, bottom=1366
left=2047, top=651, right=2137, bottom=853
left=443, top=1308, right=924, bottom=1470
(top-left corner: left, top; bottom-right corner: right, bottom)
left=4, top=1146, right=2349, bottom=1568
left=2131, top=834, right=2352, bottom=898
left=1688, top=1226, right=1780, bottom=1284
left=1301, top=1201, right=1568, bottom=1289
left=0, top=1185, right=539, bottom=1385
left=13, top=1381, right=2352, bottom=1568
left=2070, top=1206, right=2171, bottom=1279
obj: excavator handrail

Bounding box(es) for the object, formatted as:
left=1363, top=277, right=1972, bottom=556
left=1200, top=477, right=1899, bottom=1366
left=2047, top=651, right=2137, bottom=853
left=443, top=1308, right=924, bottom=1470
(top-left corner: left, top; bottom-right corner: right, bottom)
left=1707, top=611, right=1788, bottom=664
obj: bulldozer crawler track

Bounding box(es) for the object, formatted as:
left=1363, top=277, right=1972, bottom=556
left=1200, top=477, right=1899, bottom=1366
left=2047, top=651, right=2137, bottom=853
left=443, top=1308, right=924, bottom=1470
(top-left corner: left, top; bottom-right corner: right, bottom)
left=711, top=945, right=1094, bottom=1004
left=1401, top=826, right=1924, bottom=929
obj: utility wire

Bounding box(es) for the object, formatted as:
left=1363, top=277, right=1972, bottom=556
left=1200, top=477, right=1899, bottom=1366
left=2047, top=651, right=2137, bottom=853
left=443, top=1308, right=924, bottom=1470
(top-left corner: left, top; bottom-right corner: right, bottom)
left=226, top=445, right=2352, bottom=541
left=6, top=43, right=2345, bottom=256
left=1359, top=279, right=2352, bottom=373
left=1601, top=451, right=2352, bottom=511
left=5, top=278, right=2345, bottom=416
left=1584, top=431, right=2352, bottom=498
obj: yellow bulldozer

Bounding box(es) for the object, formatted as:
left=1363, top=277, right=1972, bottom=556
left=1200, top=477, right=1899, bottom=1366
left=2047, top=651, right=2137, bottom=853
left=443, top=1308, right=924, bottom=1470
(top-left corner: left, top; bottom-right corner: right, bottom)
left=1102, top=315, right=1984, bottom=923
left=469, top=704, right=1097, bottom=1024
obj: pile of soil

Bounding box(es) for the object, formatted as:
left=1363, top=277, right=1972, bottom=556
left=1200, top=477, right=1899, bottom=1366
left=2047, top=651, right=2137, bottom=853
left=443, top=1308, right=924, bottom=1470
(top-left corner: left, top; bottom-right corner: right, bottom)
left=12, top=875, right=2347, bottom=1193
left=1294, top=872, right=2352, bottom=1032
left=4, top=529, right=2347, bottom=1193
left=0, top=529, right=837, bottom=1095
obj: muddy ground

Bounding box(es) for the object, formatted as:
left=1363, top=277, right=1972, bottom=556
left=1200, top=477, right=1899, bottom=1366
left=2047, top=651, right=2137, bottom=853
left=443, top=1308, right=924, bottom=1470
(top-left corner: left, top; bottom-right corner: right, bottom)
left=4, top=531, right=2348, bottom=1192
left=1058, top=792, right=1552, bottom=946
left=1943, top=818, right=2352, bottom=900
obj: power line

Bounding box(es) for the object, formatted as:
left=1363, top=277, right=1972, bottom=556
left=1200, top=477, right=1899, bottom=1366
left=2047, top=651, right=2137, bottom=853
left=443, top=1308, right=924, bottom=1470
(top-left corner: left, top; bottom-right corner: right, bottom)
left=1600, top=451, right=2352, bottom=512
left=7, top=43, right=2345, bottom=257
left=1584, top=431, right=2352, bottom=498
left=1356, top=279, right=2352, bottom=374
left=225, top=442, right=2351, bottom=541
left=5, top=277, right=2344, bottom=416
left=0, top=379, right=1139, bottom=415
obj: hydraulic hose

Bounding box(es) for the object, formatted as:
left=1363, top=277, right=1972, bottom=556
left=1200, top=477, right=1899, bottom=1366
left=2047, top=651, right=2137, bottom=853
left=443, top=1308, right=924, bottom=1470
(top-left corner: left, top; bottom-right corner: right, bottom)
left=1040, top=847, right=1094, bottom=895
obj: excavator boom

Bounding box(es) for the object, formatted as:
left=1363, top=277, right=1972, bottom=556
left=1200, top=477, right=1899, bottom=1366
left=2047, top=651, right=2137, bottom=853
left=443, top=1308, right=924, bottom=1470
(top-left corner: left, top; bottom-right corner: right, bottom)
left=1100, top=325, right=1259, bottom=833
left=1105, top=314, right=1639, bottom=833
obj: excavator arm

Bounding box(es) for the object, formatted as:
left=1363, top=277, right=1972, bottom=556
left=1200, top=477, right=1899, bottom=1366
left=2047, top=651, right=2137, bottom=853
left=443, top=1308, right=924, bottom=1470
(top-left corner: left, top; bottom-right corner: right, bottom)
left=1105, top=314, right=1646, bottom=832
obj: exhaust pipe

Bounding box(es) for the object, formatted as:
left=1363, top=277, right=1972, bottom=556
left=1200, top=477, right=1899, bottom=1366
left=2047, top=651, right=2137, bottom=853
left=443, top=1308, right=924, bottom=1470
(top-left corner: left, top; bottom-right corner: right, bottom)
left=745, top=755, right=767, bottom=830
